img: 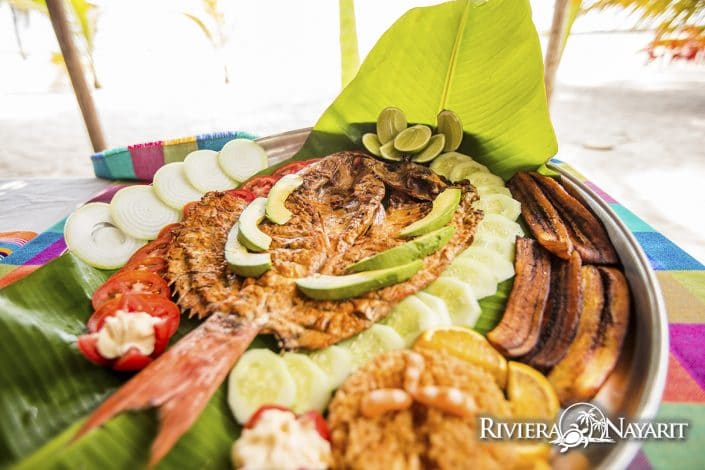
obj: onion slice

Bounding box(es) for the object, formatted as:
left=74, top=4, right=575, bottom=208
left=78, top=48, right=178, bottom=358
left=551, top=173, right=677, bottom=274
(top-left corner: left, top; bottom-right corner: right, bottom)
left=184, top=149, right=237, bottom=192
left=110, top=185, right=181, bottom=240
left=64, top=202, right=146, bottom=269
left=153, top=162, right=204, bottom=210
left=218, top=139, right=268, bottom=182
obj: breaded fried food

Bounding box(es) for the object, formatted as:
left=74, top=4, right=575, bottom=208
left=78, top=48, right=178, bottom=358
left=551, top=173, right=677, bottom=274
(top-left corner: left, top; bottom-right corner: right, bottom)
left=328, top=349, right=517, bottom=469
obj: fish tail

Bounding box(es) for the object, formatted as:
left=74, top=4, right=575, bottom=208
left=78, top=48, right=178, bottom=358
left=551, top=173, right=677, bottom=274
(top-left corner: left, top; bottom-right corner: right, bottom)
left=73, top=314, right=260, bottom=466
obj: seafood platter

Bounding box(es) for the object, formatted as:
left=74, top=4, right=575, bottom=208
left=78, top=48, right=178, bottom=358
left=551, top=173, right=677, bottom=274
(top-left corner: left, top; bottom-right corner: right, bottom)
left=55, top=106, right=667, bottom=469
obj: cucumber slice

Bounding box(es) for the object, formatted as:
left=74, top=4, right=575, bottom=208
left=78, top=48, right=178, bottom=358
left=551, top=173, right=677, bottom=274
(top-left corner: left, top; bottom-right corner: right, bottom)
left=424, top=277, right=481, bottom=328
left=477, top=185, right=512, bottom=198
left=474, top=193, right=522, bottom=221
left=296, top=260, right=423, bottom=301
left=340, top=324, right=404, bottom=369
left=381, top=295, right=443, bottom=346
left=474, top=214, right=524, bottom=247
left=471, top=232, right=516, bottom=260
left=308, top=345, right=354, bottom=389
left=152, top=162, right=204, bottom=210
left=441, top=257, right=498, bottom=299
left=282, top=353, right=332, bottom=413
left=238, top=197, right=272, bottom=252
left=227, top=349, right=296, bottom=423
left=184, top=149, right=237, bottom=192
left=399, top=188, right=461, bottom=237
left=448, top=160, right=489, bottom=182
left=225, top=223, right=271, bottom=277
left=465, top=171, right=505, bottom=188
left=346, top=225, right=455, bottom=272
left=429, top=151, right=472, bottom=179
left=218, top=139, right=268, bottom=182
left=415, top=292, right=453, bottom=326
left=265, top=174, right=303, bottom=225
left=64, top=202, right=146, bottom=269
left=110, top=185, right=181, bottom=240
left=459, top=245, right=515, bottom=282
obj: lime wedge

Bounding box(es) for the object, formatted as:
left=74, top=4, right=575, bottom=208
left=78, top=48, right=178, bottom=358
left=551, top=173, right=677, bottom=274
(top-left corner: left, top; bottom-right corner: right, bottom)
left=266, top=174, right=303, bottom=225
left=412, top=134, right=446, bottom=163
left=362, top=133, right=382, bottom=157
left=377, top=107, right=407, bottom=144
left=394, top=125, right=432, bottom=153
left=437, top=109, right=463, bottom=151
left=379, top=141, right=403, bottom=161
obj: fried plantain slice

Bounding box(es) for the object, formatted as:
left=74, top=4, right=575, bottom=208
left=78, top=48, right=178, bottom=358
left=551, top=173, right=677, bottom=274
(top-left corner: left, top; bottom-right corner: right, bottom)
left=521, top=251, right=582, bottom=371
left=547, top=265, right=630, bottom=406
left=487, top=238, right=551, bottom=357
left=530, top=172, right=618, bottom=265
left=508, top=172, right=573, bottom=259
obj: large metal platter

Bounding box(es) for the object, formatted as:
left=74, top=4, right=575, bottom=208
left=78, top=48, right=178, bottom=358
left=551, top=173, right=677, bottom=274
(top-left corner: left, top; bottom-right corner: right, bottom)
left=255, top=128, right=669, bottom=470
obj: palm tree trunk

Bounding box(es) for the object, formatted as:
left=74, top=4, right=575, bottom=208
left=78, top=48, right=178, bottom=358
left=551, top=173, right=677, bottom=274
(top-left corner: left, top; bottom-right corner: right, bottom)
left=544, top=0, right=570, bottom=103
left=10, top=5, right=28, bottom=59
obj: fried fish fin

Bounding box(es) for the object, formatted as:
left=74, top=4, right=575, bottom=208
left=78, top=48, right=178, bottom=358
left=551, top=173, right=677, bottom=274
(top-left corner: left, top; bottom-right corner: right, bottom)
left=487, top=238, right=551, bottom=357
left=530, top=172, right=618, bottom=265
left=508, top=172, right=573, bottom=260
left=73, top=314, right=260, bottom=467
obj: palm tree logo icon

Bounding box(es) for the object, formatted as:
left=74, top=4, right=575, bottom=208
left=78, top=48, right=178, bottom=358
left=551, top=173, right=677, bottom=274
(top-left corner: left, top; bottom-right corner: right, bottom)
left=551, top=403, right=615, bottom=453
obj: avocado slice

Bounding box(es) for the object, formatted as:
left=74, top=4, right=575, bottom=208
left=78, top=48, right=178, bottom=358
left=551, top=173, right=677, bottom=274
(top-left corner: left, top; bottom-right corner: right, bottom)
left=296, top=260, right=423, bottom=301
left=346, top=225, right=456, bottom=272
left=266, top=174, right=303, bottom=225
left=399, top=188, right=461, bottom=238
left=225, top=223, right=271, bottom=277
left=237, top=197, right=272, bottom=252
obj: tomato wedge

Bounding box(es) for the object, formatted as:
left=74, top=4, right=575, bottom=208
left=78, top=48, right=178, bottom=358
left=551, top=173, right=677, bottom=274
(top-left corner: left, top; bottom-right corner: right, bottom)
left=271, top=158, right=321, bottom=178
left=91, top=270, right=170, bottom=310
left=76, top=335, right=111, bottom=366
left=225, top=188, right=256, bottom=203
left=87, top=293, right=180, bottom=336
left=244, top=405, right=330, bottom=441
left=240, top=175, right=279, bottom=198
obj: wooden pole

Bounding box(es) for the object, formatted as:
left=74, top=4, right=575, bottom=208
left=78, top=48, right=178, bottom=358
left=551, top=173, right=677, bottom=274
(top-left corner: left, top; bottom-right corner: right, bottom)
left=45, top=0, right=106, bottom=152
left=544, top=0, right=570, bottom=103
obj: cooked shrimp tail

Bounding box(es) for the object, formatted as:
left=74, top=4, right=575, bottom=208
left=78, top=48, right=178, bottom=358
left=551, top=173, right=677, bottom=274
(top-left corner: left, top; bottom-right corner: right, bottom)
left=73, top=314, right=260, bottom=467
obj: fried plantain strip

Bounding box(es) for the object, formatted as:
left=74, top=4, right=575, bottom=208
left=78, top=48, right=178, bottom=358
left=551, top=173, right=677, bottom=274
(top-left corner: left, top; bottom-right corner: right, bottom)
left=522, top=251, right=582, bottom=370
left=547, top=265, right=630, bottom=406
left=530, top=172, right=618, bottom=265
left=508, top=172, right=573, bottom=259
left=572, top=266, right=630, bottom=401
left=487, top=238, right=551, bottom=357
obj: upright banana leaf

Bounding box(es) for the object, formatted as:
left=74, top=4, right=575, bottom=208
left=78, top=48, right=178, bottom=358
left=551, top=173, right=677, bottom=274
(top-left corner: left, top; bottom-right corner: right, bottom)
left=0, top=1, right=553, bottom=468
left=296, top=0, right=557, bottom=179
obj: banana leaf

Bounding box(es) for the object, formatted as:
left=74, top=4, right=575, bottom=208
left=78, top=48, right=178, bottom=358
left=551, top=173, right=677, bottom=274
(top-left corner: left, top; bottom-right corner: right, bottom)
left=0, top=0, right=553, bottom=468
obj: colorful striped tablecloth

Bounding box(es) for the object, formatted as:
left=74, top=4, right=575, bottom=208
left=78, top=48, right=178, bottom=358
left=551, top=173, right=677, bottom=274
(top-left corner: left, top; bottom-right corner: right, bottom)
left=1, top=137, right=703, bottom=468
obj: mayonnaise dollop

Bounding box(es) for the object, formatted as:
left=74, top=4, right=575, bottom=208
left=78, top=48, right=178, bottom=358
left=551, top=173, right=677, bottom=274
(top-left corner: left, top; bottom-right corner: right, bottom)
left=96, top=310, right=161, bottom=359
left=232, top=409, right=331, bottom=470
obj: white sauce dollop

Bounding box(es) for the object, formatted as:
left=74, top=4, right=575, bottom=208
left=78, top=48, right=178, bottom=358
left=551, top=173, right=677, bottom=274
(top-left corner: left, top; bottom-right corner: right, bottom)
left=96, top=310, right=161, bottom=359
left=232, top=409, right=331, bottom=470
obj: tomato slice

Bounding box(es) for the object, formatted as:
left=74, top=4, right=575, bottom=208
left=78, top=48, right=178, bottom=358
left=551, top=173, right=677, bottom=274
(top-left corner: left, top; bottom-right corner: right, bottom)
left=77, top=334, right=111, bottom=366
left=225, top=188, right=256, bottom=203
left=271, top=158, right=321, bottom=178
left=87, top=293, right=180, bottom=335
left=156, top=223, right=180, bottom=240
left=126, top=237, right=171, bottom=267
left=91, top=270, right=170, bottom=310
left=240, top=175, right=279, bottom=198
left=123, top=255, right=168, bottom=276
left=244, top=405, right=296, bottom=429
left=298, top=410, right=330, bottom=441
left=112, top=348, right=153, bottom=372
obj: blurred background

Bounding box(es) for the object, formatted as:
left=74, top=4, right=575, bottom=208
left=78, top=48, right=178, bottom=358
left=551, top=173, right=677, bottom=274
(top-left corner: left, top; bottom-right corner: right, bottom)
left=0, top=0, right=703, bottom=262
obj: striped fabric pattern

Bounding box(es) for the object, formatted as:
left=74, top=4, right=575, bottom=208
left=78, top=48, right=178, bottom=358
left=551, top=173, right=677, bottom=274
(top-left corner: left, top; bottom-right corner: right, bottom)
left=0, top=143, right=703, bottom=467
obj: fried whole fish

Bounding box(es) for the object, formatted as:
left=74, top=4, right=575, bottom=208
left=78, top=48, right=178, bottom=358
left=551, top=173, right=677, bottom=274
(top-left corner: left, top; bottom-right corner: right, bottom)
left=76, top=152, right=483, bottom=465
